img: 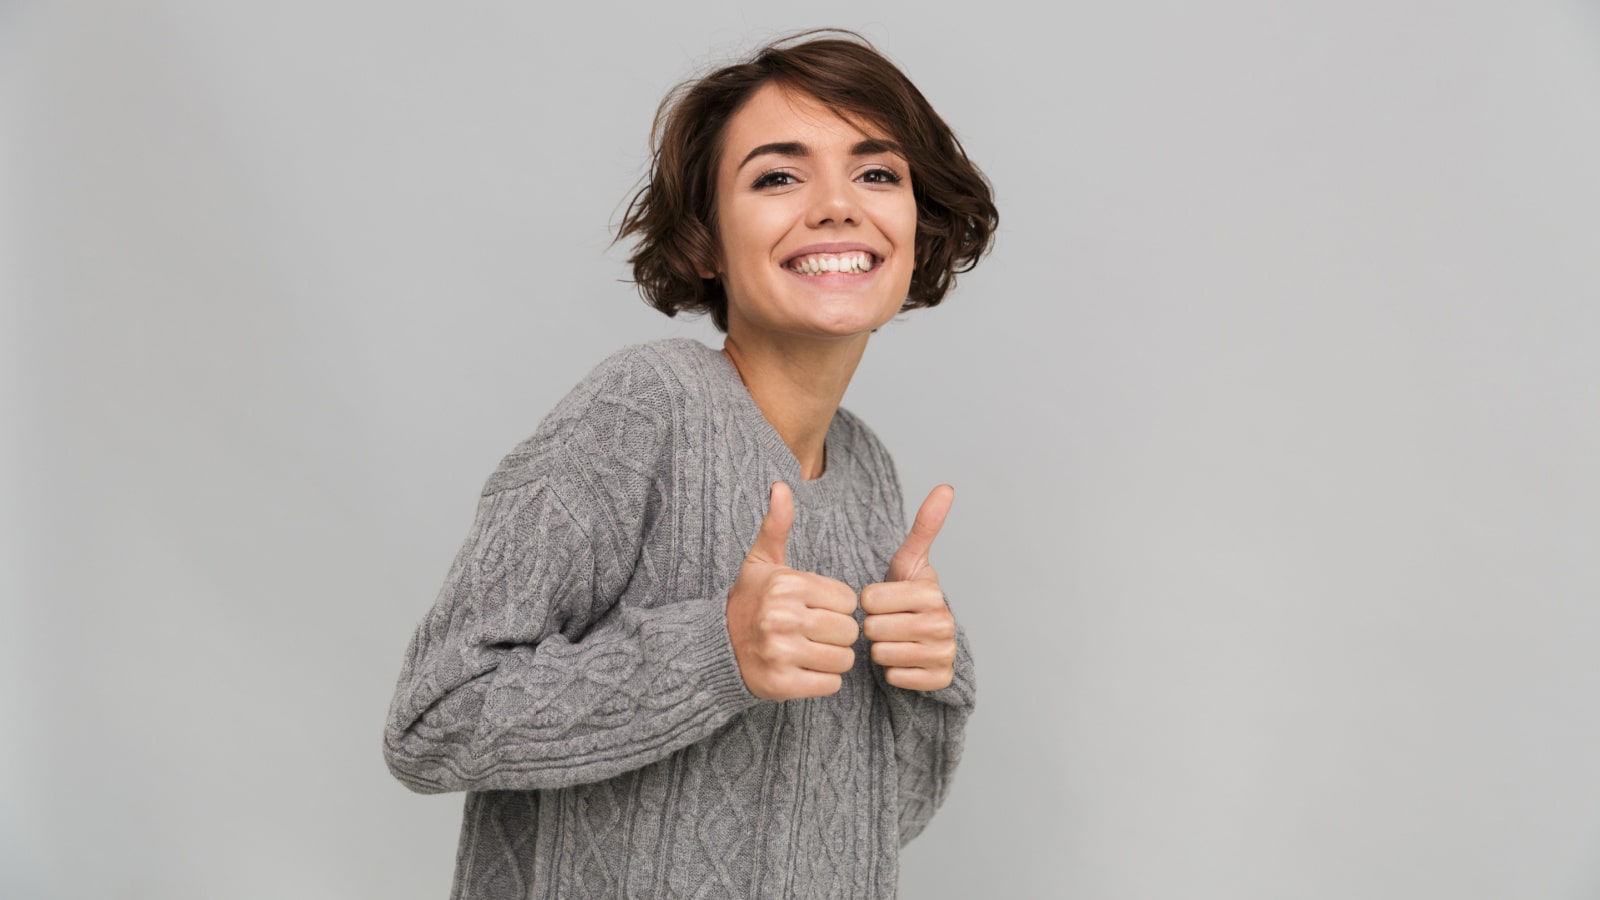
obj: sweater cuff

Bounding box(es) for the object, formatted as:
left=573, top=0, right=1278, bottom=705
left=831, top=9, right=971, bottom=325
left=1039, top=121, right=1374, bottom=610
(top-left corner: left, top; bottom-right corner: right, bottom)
left=921, top=625, right=977, bottom=710
left=682, top=595, right=763, bottom=713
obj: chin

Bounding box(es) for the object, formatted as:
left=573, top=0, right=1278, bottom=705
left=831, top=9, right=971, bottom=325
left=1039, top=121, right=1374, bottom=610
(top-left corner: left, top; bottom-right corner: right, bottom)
left=785, top=290, right=905, bottom=333
left=798, top=305, right=901, bottom=339
left=728, top=273, right=909, bottom=340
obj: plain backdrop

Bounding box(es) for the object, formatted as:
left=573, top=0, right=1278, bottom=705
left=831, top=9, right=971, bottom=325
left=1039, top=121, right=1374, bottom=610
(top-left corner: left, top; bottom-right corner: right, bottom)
left=4, top=2, right=1600, bottom=898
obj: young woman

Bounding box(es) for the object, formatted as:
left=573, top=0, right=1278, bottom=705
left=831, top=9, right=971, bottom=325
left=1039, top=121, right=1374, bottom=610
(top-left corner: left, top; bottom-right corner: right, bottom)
left=384, top=30, right=997, bottom=898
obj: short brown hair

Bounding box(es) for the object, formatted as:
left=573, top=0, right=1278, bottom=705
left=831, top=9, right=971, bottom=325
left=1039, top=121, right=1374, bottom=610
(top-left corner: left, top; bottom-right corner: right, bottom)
left=617, top=30, right=999, bottom=333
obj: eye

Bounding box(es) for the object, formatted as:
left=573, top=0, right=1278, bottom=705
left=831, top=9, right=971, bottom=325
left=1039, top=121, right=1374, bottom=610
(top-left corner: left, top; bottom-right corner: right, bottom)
left=859, top=167, right=903, bottom=185
left=751, top=170, right=798, bottom=190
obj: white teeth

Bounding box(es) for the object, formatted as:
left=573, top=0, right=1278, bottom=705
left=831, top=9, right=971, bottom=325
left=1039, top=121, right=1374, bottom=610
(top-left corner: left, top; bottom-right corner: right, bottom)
left=788, top=252, right=874, bottom=276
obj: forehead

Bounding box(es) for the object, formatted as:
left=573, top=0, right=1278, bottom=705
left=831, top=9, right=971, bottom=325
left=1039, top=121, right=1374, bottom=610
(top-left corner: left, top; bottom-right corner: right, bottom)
left=719, top=83, right=894, bottom=163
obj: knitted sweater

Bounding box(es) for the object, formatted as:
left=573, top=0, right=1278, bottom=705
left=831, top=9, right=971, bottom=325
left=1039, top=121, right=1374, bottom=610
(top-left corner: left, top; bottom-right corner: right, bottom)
left=383, top=338, right=976, bottom=899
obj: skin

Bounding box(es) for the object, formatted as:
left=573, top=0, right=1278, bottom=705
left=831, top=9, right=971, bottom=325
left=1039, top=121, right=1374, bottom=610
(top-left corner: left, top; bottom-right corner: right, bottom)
left=711, top=83, right=959, bottom=700
left=709, top=82, right=916, bottom=480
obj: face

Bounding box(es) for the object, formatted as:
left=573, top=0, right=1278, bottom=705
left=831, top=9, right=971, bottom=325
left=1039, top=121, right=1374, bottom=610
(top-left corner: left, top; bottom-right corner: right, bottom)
left=709, top=83, right=918, bottom=344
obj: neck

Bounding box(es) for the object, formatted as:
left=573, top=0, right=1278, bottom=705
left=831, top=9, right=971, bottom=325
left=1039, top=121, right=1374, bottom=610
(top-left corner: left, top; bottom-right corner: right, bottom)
left=720, top=327, right=869, bottom=481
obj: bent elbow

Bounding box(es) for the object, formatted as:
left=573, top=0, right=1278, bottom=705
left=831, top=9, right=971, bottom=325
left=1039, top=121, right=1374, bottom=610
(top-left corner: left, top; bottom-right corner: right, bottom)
left=382, top=730, right=459, bottom=795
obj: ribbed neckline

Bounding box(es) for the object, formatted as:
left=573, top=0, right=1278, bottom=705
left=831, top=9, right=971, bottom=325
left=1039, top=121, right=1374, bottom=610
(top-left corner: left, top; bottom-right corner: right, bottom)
left=678, top=338, right=856, bottom=507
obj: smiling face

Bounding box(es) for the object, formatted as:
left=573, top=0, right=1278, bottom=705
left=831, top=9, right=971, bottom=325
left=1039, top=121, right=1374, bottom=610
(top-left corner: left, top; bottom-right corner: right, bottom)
left=709, top=83, right=918, bottom=345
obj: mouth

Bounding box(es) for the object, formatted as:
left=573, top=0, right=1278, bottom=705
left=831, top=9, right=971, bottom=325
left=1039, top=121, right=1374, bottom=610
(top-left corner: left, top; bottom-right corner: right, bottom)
left=781, top=249, right=883, bottom=277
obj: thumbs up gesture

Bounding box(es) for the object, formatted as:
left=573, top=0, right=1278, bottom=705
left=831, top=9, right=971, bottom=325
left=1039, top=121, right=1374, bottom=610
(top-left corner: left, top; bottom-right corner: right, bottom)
left=726, top=482, right=862, bottom=701
left=861, top=485, right=958, bottom=692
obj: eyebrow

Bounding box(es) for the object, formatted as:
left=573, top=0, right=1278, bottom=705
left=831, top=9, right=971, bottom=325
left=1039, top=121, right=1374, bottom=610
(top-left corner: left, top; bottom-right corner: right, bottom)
left=736, top=139, right=906, bottom=172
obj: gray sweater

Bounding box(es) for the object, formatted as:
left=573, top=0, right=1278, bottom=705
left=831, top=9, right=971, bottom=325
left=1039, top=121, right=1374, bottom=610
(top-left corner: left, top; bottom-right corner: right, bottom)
left=384, top=338, right=975, bottom=899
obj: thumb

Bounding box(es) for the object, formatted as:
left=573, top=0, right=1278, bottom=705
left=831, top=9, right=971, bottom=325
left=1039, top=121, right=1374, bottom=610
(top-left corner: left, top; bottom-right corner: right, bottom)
left=747, top=481, right=795, bottom=566
left=889, top=484, right=953, bottom=581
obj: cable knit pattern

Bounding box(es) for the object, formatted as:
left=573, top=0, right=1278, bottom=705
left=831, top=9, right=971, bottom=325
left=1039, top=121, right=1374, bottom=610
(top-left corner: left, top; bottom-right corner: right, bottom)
left=384, top=338, right=976, bottom=899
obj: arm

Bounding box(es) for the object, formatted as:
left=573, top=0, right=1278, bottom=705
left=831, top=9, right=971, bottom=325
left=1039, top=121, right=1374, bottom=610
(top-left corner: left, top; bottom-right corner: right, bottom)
left=871, top=606, right=976, bottom=845
left=383, top=361, right=759, bottom=794
left=383, top=454, right=758, bottom=794
left=864, top=471, right=978, bottom=846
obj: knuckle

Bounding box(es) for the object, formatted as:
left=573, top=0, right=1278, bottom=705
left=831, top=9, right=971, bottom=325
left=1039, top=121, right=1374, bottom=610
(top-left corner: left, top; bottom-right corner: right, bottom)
left=812, top=609, right=852, bottom=643
left=861, top=615, right=884, bottom=641
left=750, top=641, right=781, bottom=668
left=757, top=607, right=797, bottom=637
left=816, top=645, right=852, bottom=674
left=820, top=580, right=853, bottom=613
left=773, top=668, right=802, bottom=693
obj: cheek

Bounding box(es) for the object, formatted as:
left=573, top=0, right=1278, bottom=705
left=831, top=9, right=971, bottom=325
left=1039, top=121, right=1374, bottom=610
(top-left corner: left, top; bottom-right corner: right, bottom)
left=896, top=198, right=919, bottom=245
left=870, top=194, right=919, bottom=248
left=719, top=203, right=784, bottom=271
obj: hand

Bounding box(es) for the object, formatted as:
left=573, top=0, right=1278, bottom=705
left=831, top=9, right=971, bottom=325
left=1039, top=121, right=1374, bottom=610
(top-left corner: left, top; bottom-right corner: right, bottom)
left=726, top=481, right=861, bottom=701
left=861, top=485, right=958, bottom=692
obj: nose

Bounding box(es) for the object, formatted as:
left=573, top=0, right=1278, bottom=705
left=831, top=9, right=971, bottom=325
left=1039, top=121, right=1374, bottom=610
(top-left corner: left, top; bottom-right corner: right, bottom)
left=806, top=175, right=859, bottom=228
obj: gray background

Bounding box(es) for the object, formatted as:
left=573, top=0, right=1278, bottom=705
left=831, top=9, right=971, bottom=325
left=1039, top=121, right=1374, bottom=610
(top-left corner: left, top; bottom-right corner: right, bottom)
left=4, top=1, right=1599, bottom=898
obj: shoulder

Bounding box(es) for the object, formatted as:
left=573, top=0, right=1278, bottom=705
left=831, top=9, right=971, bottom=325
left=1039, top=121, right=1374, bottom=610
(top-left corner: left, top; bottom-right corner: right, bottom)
left=555, top=338, right=722, bottom=422
left=482, top=339, right=714, bottom=497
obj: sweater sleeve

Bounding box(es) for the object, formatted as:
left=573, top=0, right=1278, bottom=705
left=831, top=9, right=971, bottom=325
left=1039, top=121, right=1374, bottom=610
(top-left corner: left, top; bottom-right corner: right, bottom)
left=870, top=451, right=979, bottom=847
left=383, top=355, right=759, bottom=794
left=876, top=610, right=977, bottom=846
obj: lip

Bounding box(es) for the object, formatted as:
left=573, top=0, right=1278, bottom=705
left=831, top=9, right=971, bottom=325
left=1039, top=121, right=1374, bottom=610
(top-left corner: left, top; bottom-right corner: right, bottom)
left=779, top=242, right=884, bottom=268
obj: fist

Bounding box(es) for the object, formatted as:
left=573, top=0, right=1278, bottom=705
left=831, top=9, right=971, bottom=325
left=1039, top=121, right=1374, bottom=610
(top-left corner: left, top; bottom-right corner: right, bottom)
left=861, top=485, right=958, bottom=692
left=726, top=482, right=861, bottom=701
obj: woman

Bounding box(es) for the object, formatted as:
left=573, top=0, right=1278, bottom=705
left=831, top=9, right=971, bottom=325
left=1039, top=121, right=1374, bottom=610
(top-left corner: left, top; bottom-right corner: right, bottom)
left=384, top=30, right=997, bottom=899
